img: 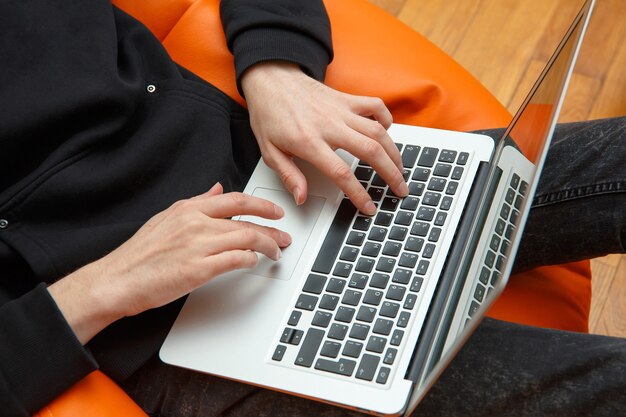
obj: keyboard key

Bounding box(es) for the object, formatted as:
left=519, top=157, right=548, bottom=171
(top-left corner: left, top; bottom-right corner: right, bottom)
left=510, top=209, right=520, bottom=225
left=366, top=336, right=387, bottom=353
left=356, top=354, right=380, bottom=381
left=368, top=187, right=385, bottom=202
left=364, top=289, right=384, bottom=305
left=356, top=306, right=377, bottom=322
left=302, top=274, right=327, bottom=295
left=404, top=293, right=417, bottom=310
left=428, top=178, right=446, bottom=192
left=315, top=358, right=356, bottom=376
left=411, top=221, right=430, bottom=237
left=500, top=203, right=511, bottom=220
left=321, top=341, right=342, bottom=358
left=394, top=211, right=414, bottom=226
left=397, top=311, right=411, bottom=328
left=491, top=270, right=502, bottom=286
left=380, top=301, right=400, bottom=318
left=501, top=239, right=511, bottom=255
left=405, top=237, right=425, bottom=253
left=390, top=329, right=404, bottom=346
left=389, top=226, right=408, bottom=241
left=381, top=197, right=400, bottom=211
left=408, top=182, right=425, bottom=196
left=399, top=252, right=418, bottom=268
left=440, top=196, right=453, bottom=211
left=373, top=318, right=394, bottom=335
left=272, top=345, right=286, bottom=361
left=451, top=166, right=464, bottom=180
left=457, top=152, right=469, bottom=165
left=288, top=310, right=302, bottom=326
left=363, top=242, right=382, bottom=257
left=505, top=188, right=515, bottom=204
left=417, top=147, right=438, bottom=167
left=412, top=168, right=431, bottom=182
left=489, top=234, right=501, bottom=252
left=438, top=149, right=457, bottom=163
left=339, top=247, right=359, bottom=262
left=375, top=212, right=394, bottom=226
left=410, top=276, right=423, bottom=292
left=386, top=285, right=406, bottom=301
left=355, top=166, right=374, bottom=181
left=377, top=367, right=391, bottom=384
left=370, top=273, right=390, bottom=289
left=368, top=227, right=388, bottom=242
left=328, top=323, right=349, bottom=340
left=416, top=260, right=430, bottom=275
left=376, top=257, right=396, bottom=273
left=342, top=290, right=362, bottom=306
left=496, top=255, right=505, bottom=272
left=468, top=301, right=480, bottom=317
left=505, top=224, right=515, bottom=240
left=422, top=192, right=441, bottom=207
left=343, top=340, right=364, bottom=358
left=495, top=219, right=505, bottom=236
left=514, top=195, right=524, bottom=210
left=326, top=278, right=346, bottom=294
left=474, top=283, right=486, bottom=302
left=319, top=294, right=339, bottom=311
left=485, top=250, right=496, bottom=268
left=423, top=243, right=436, bottom=258
left=510, top=173, right=520, bottom=189
left=311, top=199, right=356, bottom=274
left=296, top=294, right=318, bottom=311
left=356, top=257, right=375, bottom=273
left=383, top=348, right=398, bottom=365
left=371, top=174, right=386, bottom=187
left=353, top=216, right=372, bottom=231
left=294, top=328, right=325, bottom=367
left=335, top=306, right=356, bottom=323
left=382, top=241, right=402, bottom=257
left=416, top=207, right=436, bottom=221
left=332, top=262, right=353, bottom=278
left=479, top=267, right=490, bottom=285
left=392, top=268, right=412, bottom=284
left=400, top=196, right=420, bottom=210
left=428, top=227, right=442, bottom=242
left=434, top=211, right=447, bottom=226
left=312, top=311, right=333, bottom=328
left=281, top=327, right=304, bottom=345
left=346, top=231, right=366, bottom=246
left=350, top=323, right=370, bottom=340
left=402, top=145, right=420, bottom=168
left=433, top=163, right=452, bottom=177
left=349, top=273, right=368, bottom=289
left=445, top=181, right=459, bottom=195
left=519, top=180, right=529, bottom=196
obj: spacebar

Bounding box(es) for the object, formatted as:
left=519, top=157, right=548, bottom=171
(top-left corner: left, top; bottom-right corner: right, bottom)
left=310, top=199, right=357, bottom=274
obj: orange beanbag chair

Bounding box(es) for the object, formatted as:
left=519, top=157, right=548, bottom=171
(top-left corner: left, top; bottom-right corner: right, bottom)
left=37, top=0, right=591, bottom=415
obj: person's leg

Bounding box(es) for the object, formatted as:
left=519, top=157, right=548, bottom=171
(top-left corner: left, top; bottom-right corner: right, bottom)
left=475, top=116, right=626, bottom=272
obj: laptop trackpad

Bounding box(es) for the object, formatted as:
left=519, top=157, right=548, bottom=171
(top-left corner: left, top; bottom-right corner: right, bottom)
left=237, top=187, right=326, bottom=281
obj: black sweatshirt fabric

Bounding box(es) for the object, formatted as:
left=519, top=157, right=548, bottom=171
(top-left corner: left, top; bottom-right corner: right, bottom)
left=0, top=1, right=332, bottom=415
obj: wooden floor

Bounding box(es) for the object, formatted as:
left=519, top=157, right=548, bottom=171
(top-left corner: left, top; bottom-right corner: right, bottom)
left=368, top=0, right=626, bottom=337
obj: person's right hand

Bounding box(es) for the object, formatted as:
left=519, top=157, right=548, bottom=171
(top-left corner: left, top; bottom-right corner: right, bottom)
left=48, top=182, right=291, bottom=344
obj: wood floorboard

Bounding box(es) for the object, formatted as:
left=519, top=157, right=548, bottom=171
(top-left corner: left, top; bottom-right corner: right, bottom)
left=367, top=0, right=626, bottom=337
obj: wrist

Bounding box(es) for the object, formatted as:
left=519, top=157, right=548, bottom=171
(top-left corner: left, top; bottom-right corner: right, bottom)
left=240, top=61, right=305, bottom=97
left=47, top=262, right=123, bottom=344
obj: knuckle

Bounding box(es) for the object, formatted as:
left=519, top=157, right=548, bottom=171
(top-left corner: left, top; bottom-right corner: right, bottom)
left=229, top=192, right=247, bottom=207
left=362, top=140, right=383, bottom=159
left=331, top=162, right=353, bottom=182
left=369, top=122, right=388, bottom=140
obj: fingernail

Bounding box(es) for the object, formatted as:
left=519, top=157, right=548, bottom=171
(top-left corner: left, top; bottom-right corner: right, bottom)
left=208, top=182, right=221, bottom=192
left=364, top=201, right=377, bottom=215
left=274, top=205, right=285, bottom=218
left=292, top=186, right=302, bottom=205
left=274, top=248, right=282, bottom=261
left=280, top=231, right=292, bottom=245
left=398, top=181, right=409, bottom=196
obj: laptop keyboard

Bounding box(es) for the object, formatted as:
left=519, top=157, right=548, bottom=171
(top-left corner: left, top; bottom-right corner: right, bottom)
left=271, top=144, right=472, bottom=385
left=466, top=172, right=528, bottom=320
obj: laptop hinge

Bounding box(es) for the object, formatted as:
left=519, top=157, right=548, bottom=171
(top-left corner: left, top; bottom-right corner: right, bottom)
left=404, top=161, right=502, bottom=383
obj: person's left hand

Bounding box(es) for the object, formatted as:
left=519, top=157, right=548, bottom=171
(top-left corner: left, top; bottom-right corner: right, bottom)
left=241, top=62, right=408, bottom=216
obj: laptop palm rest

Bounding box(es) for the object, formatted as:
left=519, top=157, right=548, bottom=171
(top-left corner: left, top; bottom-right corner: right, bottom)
left=238, top=187, right=326, bottom=281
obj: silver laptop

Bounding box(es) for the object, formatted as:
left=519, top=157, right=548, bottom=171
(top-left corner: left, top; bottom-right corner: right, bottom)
left=161, top=2, right=594, bottom=415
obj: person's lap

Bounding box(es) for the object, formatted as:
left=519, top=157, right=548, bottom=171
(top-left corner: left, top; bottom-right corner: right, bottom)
left=122, top=116, right=626, bottom=416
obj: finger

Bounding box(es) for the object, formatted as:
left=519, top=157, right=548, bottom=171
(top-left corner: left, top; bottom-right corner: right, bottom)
left=196, top=192, right=285, bottom=220
left=346, top=115, right=403, bottom=172
left=332, top=126, right=408, bottom=199
left=262, top=145, right=308, bottom=205
left=212, top=218, right=292, bottom=248
left=190, top=182, right=224, bottom=201
left=203, top=250, right=259, bottom=280
left=206, top=228, right=282, bottom=261
left=349, top=96, right=393, bottom=129
left=304, top=145, right=376, bottom=215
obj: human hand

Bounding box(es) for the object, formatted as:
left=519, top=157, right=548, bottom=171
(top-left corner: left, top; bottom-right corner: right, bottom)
left=48, top=183, right=291, bottom=344
left=241, top=62, right=408, bottom=215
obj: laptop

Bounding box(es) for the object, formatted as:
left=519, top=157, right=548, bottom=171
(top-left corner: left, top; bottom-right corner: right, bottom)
left=161, top=1, right=594, bottom=415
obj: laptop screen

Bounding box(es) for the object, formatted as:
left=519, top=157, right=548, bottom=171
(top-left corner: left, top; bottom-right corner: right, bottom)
left=405, top=0, right=594, bottom=412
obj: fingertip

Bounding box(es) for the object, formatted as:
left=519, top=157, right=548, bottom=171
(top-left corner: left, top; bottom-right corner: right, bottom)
left=363, top=200, right=377, bottom=216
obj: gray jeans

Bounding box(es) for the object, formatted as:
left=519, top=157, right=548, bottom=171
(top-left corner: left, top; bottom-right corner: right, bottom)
left=122, top=117, right=626, bottom=417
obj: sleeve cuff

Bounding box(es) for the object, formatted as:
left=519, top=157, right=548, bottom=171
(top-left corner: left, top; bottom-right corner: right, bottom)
left=0, top=283, right=98, bottom=414
left=232, top=27, right=332, bottom=96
